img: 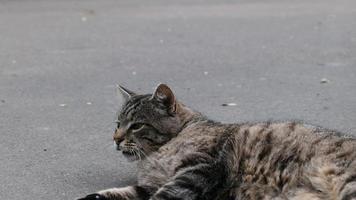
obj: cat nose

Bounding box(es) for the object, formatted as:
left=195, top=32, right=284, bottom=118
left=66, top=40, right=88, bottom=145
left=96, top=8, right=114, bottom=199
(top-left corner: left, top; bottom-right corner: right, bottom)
left=114, top=136, right=125, bottom=146
left=113, top=128, right=125, bottom=145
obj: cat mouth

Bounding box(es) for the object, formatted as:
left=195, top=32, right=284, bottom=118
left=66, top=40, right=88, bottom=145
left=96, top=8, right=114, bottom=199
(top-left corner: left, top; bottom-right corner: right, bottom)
left=122, top=150, right=135, bottom=156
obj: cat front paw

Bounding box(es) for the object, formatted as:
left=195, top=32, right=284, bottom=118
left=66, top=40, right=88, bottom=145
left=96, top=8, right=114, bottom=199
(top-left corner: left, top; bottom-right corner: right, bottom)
left=77, top=193, right=108, bottom=200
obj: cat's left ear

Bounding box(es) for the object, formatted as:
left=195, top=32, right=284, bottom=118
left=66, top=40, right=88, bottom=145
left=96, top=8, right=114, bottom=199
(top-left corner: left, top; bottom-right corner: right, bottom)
left=116, top=84, right=136, bottom=102
left=152, top=83, right=176, bottom=113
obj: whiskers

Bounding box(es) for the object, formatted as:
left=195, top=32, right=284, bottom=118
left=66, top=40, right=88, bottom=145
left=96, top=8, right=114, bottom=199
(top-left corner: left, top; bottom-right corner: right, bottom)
left=129, top=146, right=143, bottom=161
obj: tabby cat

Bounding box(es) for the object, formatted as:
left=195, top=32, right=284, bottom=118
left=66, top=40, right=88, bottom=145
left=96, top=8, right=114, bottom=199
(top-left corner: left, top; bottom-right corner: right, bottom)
left=78, top=84, right=356, bottom=200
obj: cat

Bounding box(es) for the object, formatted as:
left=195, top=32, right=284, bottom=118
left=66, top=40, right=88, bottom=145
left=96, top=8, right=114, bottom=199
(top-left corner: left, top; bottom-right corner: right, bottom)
left=78, top=83, right=356, bottom=200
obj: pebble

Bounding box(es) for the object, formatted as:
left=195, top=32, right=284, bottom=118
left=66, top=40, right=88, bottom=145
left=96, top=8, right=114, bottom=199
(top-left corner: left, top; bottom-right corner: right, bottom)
left=320, top=78, right=330, bottom=84
left=221, top=103, right=237, bottom=107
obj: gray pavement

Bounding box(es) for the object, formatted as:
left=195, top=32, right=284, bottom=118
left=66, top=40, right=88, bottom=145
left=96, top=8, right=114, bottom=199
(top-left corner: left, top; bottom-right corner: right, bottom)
left=0, top=0, right=356, bottom=199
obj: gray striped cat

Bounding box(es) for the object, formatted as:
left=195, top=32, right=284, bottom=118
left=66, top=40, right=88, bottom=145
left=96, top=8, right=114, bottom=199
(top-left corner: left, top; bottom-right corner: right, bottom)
left=78, top=84, right=356, bottom=200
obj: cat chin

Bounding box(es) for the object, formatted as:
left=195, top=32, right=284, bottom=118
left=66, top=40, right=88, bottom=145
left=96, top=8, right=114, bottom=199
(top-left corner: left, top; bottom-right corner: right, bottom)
left=122, top=152, right=139, bottom=162
left=123, top=155, right=139, bottom=162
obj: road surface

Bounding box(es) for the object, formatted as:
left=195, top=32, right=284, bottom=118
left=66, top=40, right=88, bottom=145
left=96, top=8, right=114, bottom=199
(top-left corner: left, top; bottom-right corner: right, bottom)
left=0, top=0, right=355, bottom=199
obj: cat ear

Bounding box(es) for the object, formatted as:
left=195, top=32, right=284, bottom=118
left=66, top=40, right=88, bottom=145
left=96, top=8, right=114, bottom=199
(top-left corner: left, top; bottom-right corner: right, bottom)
left=152, top=83, right=176, bottom=112
left=116, top=84, right=136, bottom=102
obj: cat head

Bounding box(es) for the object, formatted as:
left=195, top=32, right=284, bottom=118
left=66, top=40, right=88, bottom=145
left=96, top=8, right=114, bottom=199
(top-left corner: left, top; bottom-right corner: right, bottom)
left=114, top=83, right=196, bottom=161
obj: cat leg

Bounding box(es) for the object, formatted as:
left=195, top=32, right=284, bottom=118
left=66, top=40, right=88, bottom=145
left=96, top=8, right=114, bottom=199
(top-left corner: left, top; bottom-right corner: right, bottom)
left=150, top=162, right=226, bottom=200
left=77, top=185, right=153, bottom=200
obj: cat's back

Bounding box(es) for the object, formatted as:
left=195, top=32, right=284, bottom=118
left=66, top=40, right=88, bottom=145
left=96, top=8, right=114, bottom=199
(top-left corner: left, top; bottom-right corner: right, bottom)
left=236, top=121, right=355, bottom=155
left=228, top=120, right=356, bottom=177
left=227, top=121, right=356, bottom=200
left=144, top=120, right=355, bottom=170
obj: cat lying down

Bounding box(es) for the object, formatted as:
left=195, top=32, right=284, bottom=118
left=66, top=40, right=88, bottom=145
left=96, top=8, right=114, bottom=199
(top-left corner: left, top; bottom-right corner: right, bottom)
left=78, top=84, right=356, bottom=200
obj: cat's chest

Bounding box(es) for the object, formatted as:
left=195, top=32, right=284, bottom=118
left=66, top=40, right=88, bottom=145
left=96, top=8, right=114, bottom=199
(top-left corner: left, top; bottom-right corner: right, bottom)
left=137, top=129, right=220, bottom=186
left=141, top=138, right=201, bottom=173
left=136, top=141, right=198, bottom=187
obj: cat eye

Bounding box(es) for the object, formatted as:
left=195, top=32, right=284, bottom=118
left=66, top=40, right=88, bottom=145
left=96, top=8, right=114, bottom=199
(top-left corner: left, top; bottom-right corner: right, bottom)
left=130, top=123, right=145, bottom=131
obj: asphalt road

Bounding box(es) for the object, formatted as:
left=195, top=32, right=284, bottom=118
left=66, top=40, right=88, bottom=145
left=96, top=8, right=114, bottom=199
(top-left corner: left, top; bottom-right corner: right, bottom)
left=0, top=0, right=355, bottom=199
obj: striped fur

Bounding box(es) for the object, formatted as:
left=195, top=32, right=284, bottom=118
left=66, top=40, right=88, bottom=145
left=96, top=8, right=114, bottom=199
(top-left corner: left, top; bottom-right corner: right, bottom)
left=78, top=84, right=356, bottom=200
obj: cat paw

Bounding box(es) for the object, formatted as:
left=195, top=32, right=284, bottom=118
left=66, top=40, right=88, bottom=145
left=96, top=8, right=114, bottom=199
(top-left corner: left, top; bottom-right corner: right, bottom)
left=77, top=193, right=108, bottom=200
